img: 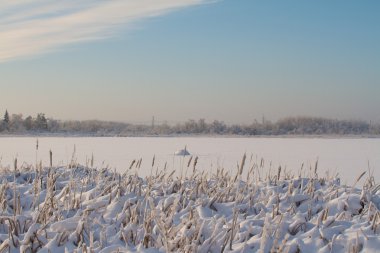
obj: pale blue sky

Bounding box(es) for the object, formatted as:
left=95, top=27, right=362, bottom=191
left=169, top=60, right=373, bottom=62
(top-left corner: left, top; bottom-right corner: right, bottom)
left=1, top=0, right=379, bottom=124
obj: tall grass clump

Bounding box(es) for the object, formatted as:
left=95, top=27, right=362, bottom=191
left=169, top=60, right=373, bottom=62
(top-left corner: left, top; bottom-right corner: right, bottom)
left=0, top=151, right=378, bottom=252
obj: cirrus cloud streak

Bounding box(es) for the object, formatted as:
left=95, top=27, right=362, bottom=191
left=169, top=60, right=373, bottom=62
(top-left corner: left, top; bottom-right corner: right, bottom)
left=0, top=0, right=208, bottom=63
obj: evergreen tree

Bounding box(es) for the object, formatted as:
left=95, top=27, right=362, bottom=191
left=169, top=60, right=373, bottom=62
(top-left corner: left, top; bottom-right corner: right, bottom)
left=3, top=110, right=9, bottom=130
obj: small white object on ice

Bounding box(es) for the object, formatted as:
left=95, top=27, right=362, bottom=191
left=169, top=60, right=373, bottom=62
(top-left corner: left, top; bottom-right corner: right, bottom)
left=174, top=146, right=190, bottom=156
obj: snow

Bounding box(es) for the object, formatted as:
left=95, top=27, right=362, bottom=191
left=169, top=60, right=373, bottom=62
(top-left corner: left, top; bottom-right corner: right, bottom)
left=0, top=137, right=378, bottom=251
left=0, top=137, right=379, bottom=186
left=0, top=159, right=378, bottom=252
left=174, top=146, right=190, bottom=156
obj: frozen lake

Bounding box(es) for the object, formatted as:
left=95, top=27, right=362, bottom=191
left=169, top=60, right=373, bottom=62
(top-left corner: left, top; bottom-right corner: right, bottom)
left=0, top=137, right=379, bottom=185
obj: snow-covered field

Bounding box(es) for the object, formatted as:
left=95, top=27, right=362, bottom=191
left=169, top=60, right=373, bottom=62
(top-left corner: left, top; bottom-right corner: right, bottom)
left=0, top=137, right=379, bottom=252
left=0, top=137, right=379, bottom=185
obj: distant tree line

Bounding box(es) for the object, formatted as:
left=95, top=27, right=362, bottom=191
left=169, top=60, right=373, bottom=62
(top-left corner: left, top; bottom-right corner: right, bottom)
left=151, top=117, right=380, bottom=136
left=0, top=110, right=48, bottom=132
left=1, top=110, right=379, bottom=136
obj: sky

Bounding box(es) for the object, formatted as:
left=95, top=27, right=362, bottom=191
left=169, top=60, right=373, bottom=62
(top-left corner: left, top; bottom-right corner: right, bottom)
left=0, top=0, right=379, bottom=124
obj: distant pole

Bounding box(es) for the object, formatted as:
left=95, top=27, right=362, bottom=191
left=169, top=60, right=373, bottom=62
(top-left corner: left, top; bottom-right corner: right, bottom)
left=152, top=116, right=155, bottom=129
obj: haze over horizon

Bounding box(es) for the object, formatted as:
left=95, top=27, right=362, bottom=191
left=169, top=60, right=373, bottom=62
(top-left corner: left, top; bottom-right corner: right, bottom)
left=1, top=0, right=379, bottom=124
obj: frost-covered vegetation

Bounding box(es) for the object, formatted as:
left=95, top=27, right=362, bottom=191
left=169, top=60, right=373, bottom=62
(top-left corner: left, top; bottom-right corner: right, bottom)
left=0, top=154, right=379, bottom=252
left=1, top=110, right=380, bottom=136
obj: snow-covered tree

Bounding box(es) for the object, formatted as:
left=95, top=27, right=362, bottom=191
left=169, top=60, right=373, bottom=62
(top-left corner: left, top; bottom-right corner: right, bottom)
left=24, top=116, right=33, bottom=130
left=10, top=114, right=25, bottom=132
left=35, top=113, right=48, bottom=131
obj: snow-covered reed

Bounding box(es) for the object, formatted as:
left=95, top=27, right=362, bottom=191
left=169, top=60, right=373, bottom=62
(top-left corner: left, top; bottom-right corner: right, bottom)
left=0, top=154, right=379, bottom=253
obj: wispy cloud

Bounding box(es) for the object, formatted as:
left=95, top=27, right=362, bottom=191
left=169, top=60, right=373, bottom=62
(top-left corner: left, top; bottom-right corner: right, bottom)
left=0, top=0, right=208, bottom=63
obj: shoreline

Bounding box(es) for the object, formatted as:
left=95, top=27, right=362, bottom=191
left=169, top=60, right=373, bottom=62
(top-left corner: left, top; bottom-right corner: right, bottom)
left=1, top=133, right=380, bottom=139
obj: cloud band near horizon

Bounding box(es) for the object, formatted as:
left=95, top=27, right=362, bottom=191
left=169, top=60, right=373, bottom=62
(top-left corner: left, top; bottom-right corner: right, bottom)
left=0, top=0, right=208, bottom=63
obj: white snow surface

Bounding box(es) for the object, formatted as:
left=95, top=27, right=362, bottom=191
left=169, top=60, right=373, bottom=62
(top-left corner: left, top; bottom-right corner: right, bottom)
left=0, top=137, right=379, bottom=185
left=0, top=161, right=379, bottom=252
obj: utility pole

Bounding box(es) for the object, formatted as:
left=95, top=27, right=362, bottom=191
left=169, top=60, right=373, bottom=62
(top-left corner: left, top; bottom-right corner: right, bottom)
left=152, top=116, right=155, bottom=129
